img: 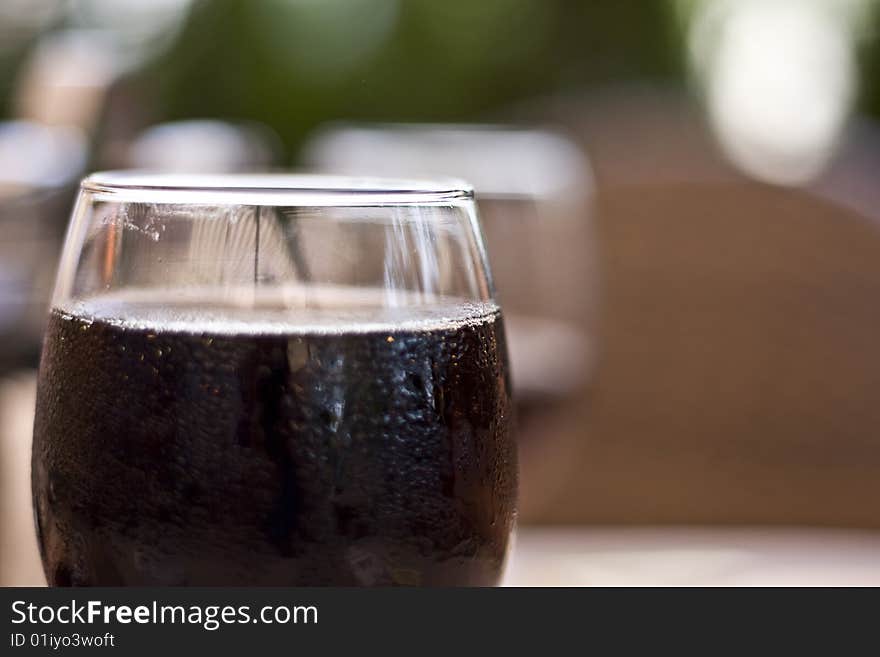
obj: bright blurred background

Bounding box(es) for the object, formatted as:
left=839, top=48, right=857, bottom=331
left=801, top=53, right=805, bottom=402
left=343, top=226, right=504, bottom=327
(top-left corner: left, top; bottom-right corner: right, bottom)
left=4, top=0, right=880, bottom=585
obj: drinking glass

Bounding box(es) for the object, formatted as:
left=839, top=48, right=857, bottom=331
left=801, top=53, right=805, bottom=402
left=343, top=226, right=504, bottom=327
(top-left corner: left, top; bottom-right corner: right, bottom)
left=32, top=173, right=516, bottom=586
left=304, top=125, right=596, bottom=518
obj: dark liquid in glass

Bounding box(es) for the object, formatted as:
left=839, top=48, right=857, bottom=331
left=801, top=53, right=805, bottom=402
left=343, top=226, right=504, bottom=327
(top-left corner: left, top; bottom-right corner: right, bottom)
left=32, top=291, right=516, bottom=586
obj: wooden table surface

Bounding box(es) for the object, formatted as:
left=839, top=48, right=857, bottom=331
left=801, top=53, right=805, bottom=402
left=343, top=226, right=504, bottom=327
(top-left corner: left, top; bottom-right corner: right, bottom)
left=504, top=527, right=880, bottom=586
left=5, top=526, right=879, bottom=587
left=5, top=373, right=880, bottom=587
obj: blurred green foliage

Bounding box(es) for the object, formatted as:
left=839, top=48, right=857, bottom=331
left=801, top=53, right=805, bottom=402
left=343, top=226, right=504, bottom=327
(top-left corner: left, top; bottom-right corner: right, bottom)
left=4, top=0, right=880, bottom=162
left=139, top=0, right=682, bottom=157
left=859, top=5, right=880, bottom=119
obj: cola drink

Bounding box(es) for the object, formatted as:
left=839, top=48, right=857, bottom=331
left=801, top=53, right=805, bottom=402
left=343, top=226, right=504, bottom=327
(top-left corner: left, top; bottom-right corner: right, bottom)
left=32, top=290, right=516, bottom=586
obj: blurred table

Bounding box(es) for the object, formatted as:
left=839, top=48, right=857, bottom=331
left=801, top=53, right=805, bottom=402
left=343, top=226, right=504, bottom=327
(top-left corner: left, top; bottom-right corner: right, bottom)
left=504, top=527, right=880, bottom=586
left=7, top=526, right=879, bottom=587
left=4, top=373, right=880, bottom=587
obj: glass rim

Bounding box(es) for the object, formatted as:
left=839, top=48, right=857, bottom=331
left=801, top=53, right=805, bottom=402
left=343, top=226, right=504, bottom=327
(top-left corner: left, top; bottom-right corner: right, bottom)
left=80, top=171, right=475, bottom=205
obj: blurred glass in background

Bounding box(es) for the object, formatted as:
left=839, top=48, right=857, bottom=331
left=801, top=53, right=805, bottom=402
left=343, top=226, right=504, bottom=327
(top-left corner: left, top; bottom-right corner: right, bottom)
left=304, top=124, right=597, bottom=517
left=4, top=0, right=880, bottom=585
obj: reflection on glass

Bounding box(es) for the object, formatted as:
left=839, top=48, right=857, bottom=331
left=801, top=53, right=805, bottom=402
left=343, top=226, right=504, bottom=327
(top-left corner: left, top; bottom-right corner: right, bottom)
left=304, top=124, right=596, bottom=514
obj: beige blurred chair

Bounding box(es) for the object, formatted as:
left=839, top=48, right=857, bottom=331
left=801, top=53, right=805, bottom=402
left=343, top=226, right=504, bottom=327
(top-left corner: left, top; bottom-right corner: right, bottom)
left=522, top=87, right=880, bottom=527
